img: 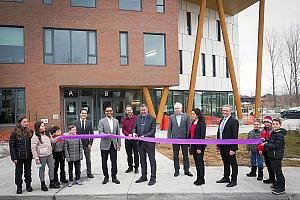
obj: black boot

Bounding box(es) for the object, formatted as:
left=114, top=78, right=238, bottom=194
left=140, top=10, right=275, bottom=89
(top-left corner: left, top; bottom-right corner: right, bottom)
left=16, top=184, right=22, bottom=194
left=257, top=167, right=263, bottom=181
left=26, top=183, right=33, bottom=192
left=41, top=181, right=48, bottom=191
left=49, top=179, right=61, bottom=189
left=263, top=172, right=275, bottom=184
left=246, top=166, right=257, bottom=177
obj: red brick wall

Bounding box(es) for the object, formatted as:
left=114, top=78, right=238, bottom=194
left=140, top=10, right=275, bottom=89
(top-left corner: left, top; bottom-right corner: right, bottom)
left=0, top=0, right=179, bottom=126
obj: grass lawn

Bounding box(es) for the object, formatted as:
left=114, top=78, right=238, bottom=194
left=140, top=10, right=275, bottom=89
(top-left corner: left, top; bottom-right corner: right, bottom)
left=156, top=131, right=300, bottom=167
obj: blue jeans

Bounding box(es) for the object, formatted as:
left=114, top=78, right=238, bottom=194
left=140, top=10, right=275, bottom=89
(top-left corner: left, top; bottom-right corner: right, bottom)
left=250, top=152, right=263, bottom=168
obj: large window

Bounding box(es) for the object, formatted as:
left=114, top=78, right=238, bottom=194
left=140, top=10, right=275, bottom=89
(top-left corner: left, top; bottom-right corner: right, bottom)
left=42, top=0, right=52, bottom=4
left=0, top=27, right=24, bottom=63
left=119, top=32, right=128, bottom=65
left=119, top=0, right=141, bottom=11
left=157, top=0, right=165, bottom=13
left=0, top=88, right=25, bottom=124
left=44, top=29, right=97, bottom=64
left=70, top=0, right=96, bottom=8
left=144, top=33, right=166, bottom=66
left=0, top=0, right=24, bottom=2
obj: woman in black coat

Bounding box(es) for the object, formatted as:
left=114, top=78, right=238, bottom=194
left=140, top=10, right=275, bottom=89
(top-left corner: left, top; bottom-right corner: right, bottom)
left=190, top=108, right=206, bottom=185
left=9, top=115, right=33, bottom=194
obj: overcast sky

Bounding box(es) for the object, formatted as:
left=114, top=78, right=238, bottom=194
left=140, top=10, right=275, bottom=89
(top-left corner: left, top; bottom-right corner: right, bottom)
left=238, top=0, right=300, bottom=96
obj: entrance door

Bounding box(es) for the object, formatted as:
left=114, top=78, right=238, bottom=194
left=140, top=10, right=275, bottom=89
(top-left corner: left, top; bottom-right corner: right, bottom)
left=64, top=98, right=94, bottom=131
left=100, top=98, right=124, bottom=124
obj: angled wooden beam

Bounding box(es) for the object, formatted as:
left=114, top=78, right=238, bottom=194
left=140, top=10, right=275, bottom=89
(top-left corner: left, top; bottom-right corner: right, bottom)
left=255, top=0, right=265, bottom=119
left=216, top=0, right=243, bottom=119
left=187, top=0, right=207, bottom=115
left=142, top=87, right=156, bottom=117
left=156, top=87, right=169, bottom=124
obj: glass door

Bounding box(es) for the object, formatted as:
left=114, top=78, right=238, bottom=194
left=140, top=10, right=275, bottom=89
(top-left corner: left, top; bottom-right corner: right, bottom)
left=79, top=98, right=93, bottom=126
left=101, top=98, right=112, bottom=119
left=64, top=98, right=77, bottom=131
left=113, top=98, right=124, bottom=124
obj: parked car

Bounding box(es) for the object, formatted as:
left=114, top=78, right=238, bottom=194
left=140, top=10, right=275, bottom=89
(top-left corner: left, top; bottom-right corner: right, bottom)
left=280, top=110, right=300, bottom=119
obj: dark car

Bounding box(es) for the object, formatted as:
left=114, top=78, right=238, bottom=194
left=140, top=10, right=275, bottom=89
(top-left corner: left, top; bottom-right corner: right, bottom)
left=280, top=110, right=300, bottom=119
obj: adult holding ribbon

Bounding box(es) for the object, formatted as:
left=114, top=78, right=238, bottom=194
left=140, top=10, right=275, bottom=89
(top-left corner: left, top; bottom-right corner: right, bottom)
left=216, top=104, right=239, bottom=187
left=133, top=104, right=157, bottom=186
left=190, top=108, right=206, bottom=186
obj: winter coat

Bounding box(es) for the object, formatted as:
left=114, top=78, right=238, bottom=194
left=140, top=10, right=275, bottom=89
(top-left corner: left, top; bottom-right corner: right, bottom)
left=52, top=135, right=64, bottom=153
left=247, top=129, right=261, bottom=153
left=258, top=127, right=272, bottom=151
left=31, top=134, right=54, bottom=160
left=9, top=129, right=33, bottom=161
left=64, top=138, right=83, bottom=162
left=264, top=128, right=286, bottom=160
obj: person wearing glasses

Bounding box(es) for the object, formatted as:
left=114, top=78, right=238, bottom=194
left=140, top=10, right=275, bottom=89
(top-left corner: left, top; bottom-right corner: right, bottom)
left=98, top=106, right=121, bottom=185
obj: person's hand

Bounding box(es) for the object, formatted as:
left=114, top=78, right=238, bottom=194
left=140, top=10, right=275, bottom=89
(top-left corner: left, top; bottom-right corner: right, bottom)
left=229, top=150, right=236, bottom=156
left=117, top=146, right=121, bottom=151
left=128, top=134, right=133, bottom=137
left=88, top=144, right=92, bottom=149
left=259, top=151, right=263, bottom=157
left=35, top=159, right=40, bottom=165
left=197, top=149, right=201, bottom=154
left=133, top=133, right=138, bottom=138
left=261, top=143, right=265, bottom=147
left=140, top=135, right=144, bottom=138
left=13, top=160, right=17, bottom=164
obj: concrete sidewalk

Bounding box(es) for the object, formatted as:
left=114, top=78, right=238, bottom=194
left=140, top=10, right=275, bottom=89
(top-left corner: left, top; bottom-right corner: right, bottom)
left=0, top=138, right=299, bottom=200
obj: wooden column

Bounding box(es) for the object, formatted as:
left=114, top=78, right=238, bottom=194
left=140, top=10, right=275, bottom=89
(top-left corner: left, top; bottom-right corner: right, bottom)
left=187, top=0, right=207, bottom=115
left=216, top=0, right=243, bottom=119
left=156, top=86, right=169, bottom=124
left=142, top=87, right=156, bottom=117
left=255, top=0, right=265, bottom=119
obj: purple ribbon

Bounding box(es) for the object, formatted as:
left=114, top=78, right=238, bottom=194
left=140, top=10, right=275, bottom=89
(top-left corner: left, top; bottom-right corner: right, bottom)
left=60, top=134, right=262, bottom=145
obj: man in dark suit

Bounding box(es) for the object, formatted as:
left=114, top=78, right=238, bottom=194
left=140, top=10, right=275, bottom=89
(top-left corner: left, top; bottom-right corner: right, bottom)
left=98, top=106, right=121, bottom=185
left=133, top=104, right=157, bottom=186
left=167, top=102, right=192, bottom=177
left=74, top=108, right=94, bottom=178
left=216, top=104, right=239, bottom=187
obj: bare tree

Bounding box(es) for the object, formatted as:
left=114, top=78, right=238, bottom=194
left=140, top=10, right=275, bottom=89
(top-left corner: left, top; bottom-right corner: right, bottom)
left=265, top=29, right=281, bottom=107
left=284, top=24, right=300, bottom=106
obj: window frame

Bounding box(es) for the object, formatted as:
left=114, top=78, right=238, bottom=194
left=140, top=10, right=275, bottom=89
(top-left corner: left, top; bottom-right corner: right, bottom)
left=179, top=50, right=183, bottom=74
left=119, top=31, right=129, bottom=66
left=187, top=11, right=191, bottom=35
left=0, top=26, right=25, bottom=64
left=143, top=33, right=166, bottom=67
left=43, top=28, right=97, bottom=65
left=216, top=20, right=221, bottom=41
left=42, top=0, right=52, bottom=5
left=70, top=0, right=96, bottom=8
left=156, top=0, right=165, bottom=13
left=212, top=55, right=216, bottom=77
left=118, top=0, right=142, bottom=12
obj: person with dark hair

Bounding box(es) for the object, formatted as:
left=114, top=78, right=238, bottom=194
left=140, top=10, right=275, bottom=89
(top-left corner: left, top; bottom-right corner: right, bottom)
left=133, top=104, right=157, bottom=186
left=31, top=121, right=60, bottom=191
left=74, top=108, right=94, bottom=178
left=190, top=108, right=206, bottom=185
left=122, top=105, right=139, bottom=174
left=98, top=106, right=121, bottom=185
left=216, top=105, right=239, bottom=187
left=9, top=115, right=33, bottom=194
left=261, top=118, right=287, bottom=195
left=49, top=126, right=67, bottom=185
left=168, top=102, right=192, bottom=177
left=64, top=125, right=83, bottom=187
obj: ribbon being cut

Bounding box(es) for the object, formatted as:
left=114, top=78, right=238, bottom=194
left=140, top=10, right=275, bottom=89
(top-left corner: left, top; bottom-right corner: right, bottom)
left=60, top=134, right=262, bottom=145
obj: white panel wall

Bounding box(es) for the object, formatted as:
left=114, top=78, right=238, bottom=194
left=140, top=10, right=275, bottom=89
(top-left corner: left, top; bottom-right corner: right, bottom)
left=171, top=0, right=240, bottom=92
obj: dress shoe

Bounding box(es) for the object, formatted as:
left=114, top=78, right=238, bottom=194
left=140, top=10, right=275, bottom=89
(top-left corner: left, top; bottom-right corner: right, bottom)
left=174, top=171, right=179, bottom=177
left=194, top=179, right=205, bottom=186
left=87, top=174, right=94, bottom=178
left=148, top=179, right=156, bottom=186
left=102, top=177, right=109, bottom=184
left=263, top=178, right=275, bottom=184
left=112, top=177, right=120, bottom=184
left=272, top=188, right=285, bottom=195
left=26, top=184, right=33, bottom=192
left=184, top=171, right=193, bottom=177
left=134, top=168, right=139, bottom=174
left=16, top=185, right=22, bottom=194
left=135, top=176, right=148, bottom=183
left=226, top=181, right=237, bottom=187
left=125, top=167, right=133, bottom=173
left=216, top=177, right=230, bottom=183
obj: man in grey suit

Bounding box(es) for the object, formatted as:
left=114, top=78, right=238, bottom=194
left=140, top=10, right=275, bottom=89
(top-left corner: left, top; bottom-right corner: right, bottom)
left=168, top=102, right=193, bottom=177
left=98, top=106, right=121, bottom=185
left=74, top=108, right=94, bottom=178
left=133, top=104, right=157, bottom=186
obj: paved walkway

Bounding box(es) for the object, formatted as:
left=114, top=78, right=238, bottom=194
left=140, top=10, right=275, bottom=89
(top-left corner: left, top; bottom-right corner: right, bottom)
left=0, top=135, right=299, bottom=200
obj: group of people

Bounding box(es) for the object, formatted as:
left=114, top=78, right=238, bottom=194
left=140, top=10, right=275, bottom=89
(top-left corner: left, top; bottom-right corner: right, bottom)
left=246, top=116, right=287, bottom=195
left=9, top=103, right=286, bottom=195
